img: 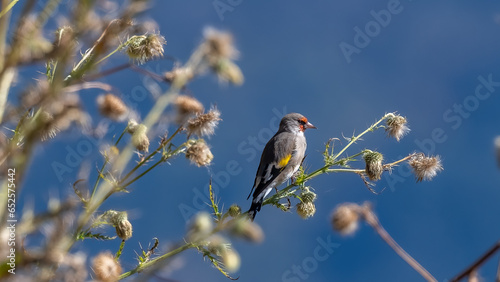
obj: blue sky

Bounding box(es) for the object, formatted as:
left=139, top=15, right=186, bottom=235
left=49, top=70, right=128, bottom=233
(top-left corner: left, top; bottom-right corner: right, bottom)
left=15, top=0, right=500, bottom=281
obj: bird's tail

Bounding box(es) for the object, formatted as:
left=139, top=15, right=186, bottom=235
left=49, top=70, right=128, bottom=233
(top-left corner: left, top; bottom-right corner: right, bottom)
left=247, top=198, right=263, bottom=221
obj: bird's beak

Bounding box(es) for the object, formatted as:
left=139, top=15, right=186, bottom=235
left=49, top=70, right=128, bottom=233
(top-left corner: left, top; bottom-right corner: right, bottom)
left=305, top=122, right=317, bottom=129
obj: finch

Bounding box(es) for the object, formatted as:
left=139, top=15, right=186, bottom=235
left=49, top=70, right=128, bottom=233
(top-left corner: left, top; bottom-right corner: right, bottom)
left=247, top=113, right=316, bottom=220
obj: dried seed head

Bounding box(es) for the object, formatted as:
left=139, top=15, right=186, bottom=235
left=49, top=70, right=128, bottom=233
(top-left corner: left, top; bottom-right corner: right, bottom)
left=186, top=107, right=221, bottom=138
left=164, top=67, right=195, bottom=88
left=363, top=150, right=384, bottom=181
left=39, top=111, right=60, bottom=141
left=296, top=201, right=316, bottom=219
left=92, top=252, right=122, bottom=282
left=300, top=187, right=317, bottom=203
left=213, top=58, right=244, bottom=85
left=125, top=33, right=166, bottom=64
left=127, top=119, right=139, bottom=134
left=385, top=113, right=410, bottom=141
left=408, top=153, right=443, bottom=182
left=131, top=124, right=149, bottom=152
left=207, top=235, right=229, bottom=256
left=331, top=203, right=360, bottom=235
left=185, top=139, right=214, bottom=167
left=97, top=94, right=128, bottom=121
left=110, top=212, right=133, bottom=241
left=228, top=204, right=242, bottom=217
left=174, top=95, right=204, bottom=124
left=187, top=212, right=213, bottom=241
left=202, top=27, right=238, bottom=62
left=221, top=249, right=240, bottom=273
left=14, top=15, right=52, bottom=62
left=230, top=218, right=264, bottom=243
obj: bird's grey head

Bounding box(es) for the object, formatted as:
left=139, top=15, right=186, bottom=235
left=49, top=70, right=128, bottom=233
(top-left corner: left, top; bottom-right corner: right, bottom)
left=279, top=113, right=316, bottom=133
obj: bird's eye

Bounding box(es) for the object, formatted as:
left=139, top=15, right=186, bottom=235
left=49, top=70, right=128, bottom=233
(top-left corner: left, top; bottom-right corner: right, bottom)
left=298, top=119, right=306, bottom=125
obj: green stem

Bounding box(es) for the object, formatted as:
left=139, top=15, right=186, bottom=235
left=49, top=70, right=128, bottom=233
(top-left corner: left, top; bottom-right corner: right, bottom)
left=119, top=242, right=196, bottom=280
left=119, top=125, right=183, bottom=185
left=115, top=240, right=125, bottom=259
left=327, top=168, right=364, bottom=173
left=95, top=42, right=127, bottom=65
left=0, top=0, right=19, bottom=19
left=333, top=115, right=389, bottom=161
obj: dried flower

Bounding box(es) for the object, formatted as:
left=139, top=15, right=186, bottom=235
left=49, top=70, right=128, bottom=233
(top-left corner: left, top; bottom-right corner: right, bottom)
left=39, top=111, right=60, bottom=141
left=92, top=252, right=122, bottom=281
left=174, top=95, right=204, bottom=124
left=186, top=107, right=221, bottom=138
left=296, top=201, right=316, bottom=219
left=131, top=124, right=149, bottom=152
left=228, top=204, right=242, bottom=217
left=385, top=113, right=410, bottom=141
left=299, top=187, right=317, bottom=203
left=221, top=249, right=240, bottom=273
left=187, top=212, right=213, bottom=241
left=363, top=150, right=384, bottom=181
left=14, top=15, right=52, bottom=62
left=125, top=33, right=166, bottom=64
left=230, top=218, right=264, bottom=243
left=164, top=67, right=195, bottom=88
left=207, top=235, right=229, bottom=256
left=185, top=139, right=214, bottom=167
left=408, top=153, right=443, bottom=182
left=331, top=203, right=360, bottom=235
left=97, top=94, right=128, bottom=121
left=202, top=27, right=238, bottom=63
left=127, top=119, right=139, bottom=134
left=110, top=212, right=132, bottom=241
left=213, top=58, right=244, bottom=85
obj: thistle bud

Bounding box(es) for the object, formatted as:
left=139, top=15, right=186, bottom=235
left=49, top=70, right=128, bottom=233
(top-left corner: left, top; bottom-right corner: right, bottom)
left=296, top=201, right=316, bottom=219
left=228, top=205, right=241, bottom=217
left=331, top=203, right=360, bottom=235
left=131, top=124, right=149, bottom=152
left=97, top=94, right=128, bottom=121
left=125, top=33, right=166, bottom=64
left=408, top=153, right=443, bottom=182
left=185, top=139, right=214, bottom=167
left=299, top=187, right=316, bottom=203
left=115, top=219, right=133, bottom=241
left=385, top=113, right=410, bottom=141
left=92, top=252, right=122, bottom=282
left=363, top=150, right=384, bottom=181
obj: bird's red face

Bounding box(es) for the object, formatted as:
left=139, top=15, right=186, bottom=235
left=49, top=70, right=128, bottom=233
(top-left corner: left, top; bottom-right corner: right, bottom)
left=298, top=116, right=316, bottom=132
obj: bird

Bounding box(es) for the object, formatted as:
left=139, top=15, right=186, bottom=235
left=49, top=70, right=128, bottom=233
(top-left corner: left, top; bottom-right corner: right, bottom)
left=247, top=113, right=316, bottom=220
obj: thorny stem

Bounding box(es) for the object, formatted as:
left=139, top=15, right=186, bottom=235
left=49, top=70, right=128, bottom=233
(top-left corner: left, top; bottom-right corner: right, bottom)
left=362, top=207, right=437, bottom=282
left=119, top=242, right=197, bottom=280
left=118, top=125, right=183, bottom=185
left=450, top=240, right=500, bottom=282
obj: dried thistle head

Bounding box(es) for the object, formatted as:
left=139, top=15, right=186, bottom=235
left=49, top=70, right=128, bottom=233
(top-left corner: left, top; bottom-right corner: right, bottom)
left=92, top=252, right=122, bottom=281
left=127, top=119, right=139, bottom=134
left=296, top=201, right=316, bottom=219
left=230, top=218, right=264, bottom=243
left=363, top=150, right=384, bottom=181
left=187, top=212, right=213, bottom=241
left=213, top=58, right=244, bottom=85
left=185, top=139, right=214, bottom=167
left=174, top=95, right=204, bottom=124
left=164, top=67, right=195, bottom=87
left=408, top=153, right=443, bottom=182
left=186, top=107, right=221, bottom=138
left=39, top=111, right=60, bottom=141
left=131, top=124, right=149, bottom=152
left=385, top=113, right=410, bottom=141
left=109, top=211, right=133, bottom=241
left=221, top=248, right=240, bottom=273
left=202, top=27, right=238, bottom=63
left=97, top=94, right=128, bottom=121
left=125, top=33, right=166, bottom=64
left=299, top=186, right=317, bottom=203
left=13, top=15, right=52, bottom=62
left=331, top=203, right=360, bottom=235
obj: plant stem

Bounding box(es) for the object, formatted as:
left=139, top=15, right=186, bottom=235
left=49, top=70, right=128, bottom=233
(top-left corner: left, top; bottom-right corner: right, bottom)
left=119, top=242, right=196, bottom=280
left=0, top=0, right=18, bottom=19
left=363, top=208, right=437, bottom=282
left=450, top=240, right=500, bottom=282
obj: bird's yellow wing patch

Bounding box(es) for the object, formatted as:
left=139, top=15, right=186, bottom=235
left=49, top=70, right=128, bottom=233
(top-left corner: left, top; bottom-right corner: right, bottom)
left=278, top=154, right=292, bottom=167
